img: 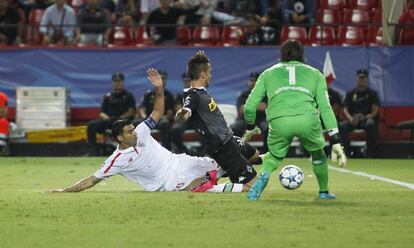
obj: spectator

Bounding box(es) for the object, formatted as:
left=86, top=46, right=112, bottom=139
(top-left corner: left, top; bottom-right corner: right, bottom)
left=17, top=0, right=53, bottom=21
left=339, top=69, right=380, bottom=158
left=114, top=0, right=140, bottom=28
left=328, top=87, right=343, bottom=121
left=0, top=91, right=9, bottom=155
left=0, top=0, right=21, bottom=45
left=240, top=14, right=263, bottom=45
left=87, top=73, right=136, bottom=155
left=170, top=72, right=192, bottom=154
left=147, top=0, right=199, bottom=45
left=260, top=7, right=283, bottom=45
left=230, top=72, right=268, bottom=152
left=137, top=70, right=174, bottom=150
left=140, top=0, right=161, bottom=24
left=176, top=0, right=218, bottom=25
left=283, top=0, right=316, bottom=25
left=398, top=0, right=414, bottom=44
left=76, top=0, right=111, bottom=46
left=39, top=0, right=77, bottom=45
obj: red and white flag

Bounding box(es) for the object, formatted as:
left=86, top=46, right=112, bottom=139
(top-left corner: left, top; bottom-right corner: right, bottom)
left=323, top=51, right=336, bottom=85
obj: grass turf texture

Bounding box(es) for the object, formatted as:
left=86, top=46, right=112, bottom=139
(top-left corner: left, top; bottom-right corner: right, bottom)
left=0, top=158, right=413, bottom=248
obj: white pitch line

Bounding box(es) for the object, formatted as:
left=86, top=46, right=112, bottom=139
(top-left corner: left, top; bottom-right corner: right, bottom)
left=329, top=165, right=414, bottom=190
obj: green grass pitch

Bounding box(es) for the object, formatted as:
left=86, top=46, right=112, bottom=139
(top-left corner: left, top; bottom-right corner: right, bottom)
left=0, top=157, right=413, bottom=248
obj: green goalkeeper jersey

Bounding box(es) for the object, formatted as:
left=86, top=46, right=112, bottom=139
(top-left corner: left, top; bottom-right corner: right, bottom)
left=244, top=60, right=338, bottom=130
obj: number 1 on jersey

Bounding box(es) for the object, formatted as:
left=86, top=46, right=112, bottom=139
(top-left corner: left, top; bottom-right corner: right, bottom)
left=286, top=66, right=296, bottom=85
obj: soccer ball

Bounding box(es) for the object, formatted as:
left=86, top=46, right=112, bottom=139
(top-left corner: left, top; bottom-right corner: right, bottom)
left=279, top=165, right=304, bottom=190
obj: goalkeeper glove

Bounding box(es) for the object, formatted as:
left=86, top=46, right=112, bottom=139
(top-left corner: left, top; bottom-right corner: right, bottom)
left=242, top=126, right=261, bottom=142
left=328, top=128, right=347, bottom=167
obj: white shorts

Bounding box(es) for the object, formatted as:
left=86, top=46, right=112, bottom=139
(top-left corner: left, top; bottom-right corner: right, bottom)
left=163, top=154, right=218, bottom=191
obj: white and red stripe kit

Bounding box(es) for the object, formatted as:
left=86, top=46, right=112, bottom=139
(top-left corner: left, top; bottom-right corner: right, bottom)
left=94, top=121, right=218, bottom=191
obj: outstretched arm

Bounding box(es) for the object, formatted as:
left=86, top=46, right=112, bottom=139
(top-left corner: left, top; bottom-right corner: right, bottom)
left=49, top=175, right=102, bottom=193
left=147, top=68, right=164, bottom=123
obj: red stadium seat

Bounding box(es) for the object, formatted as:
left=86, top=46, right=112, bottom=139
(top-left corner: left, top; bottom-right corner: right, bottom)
left=135, top=26, right=154, bottom=47
left=400, top=28, right=414, bottom=45
left=319, top=0, right=347, bottom=11
left=280, top=26, right=308, bottom=45
left=108, top=27, right=132, bottom=47
left=23, top=26, right=43, bottom=45
left=372, top=8, right=382, bottom=24
left=221, top=26, right=244, bottom=46
left=309, top=26, right=336, bottom=46
left=317, top=9, right=342, bottom=25
left=343, top=9, right=370, bottom=25
left=337, top=26, right=366, bottom=46
left=28, top=9, right=44, bottom=25
left=192, top=26, right=220, bottom=46
left=348, top=0, right=376, bottom=10
left=176, top=26, right=191, bottom=46
left=367, top=26, right=382, bottom=46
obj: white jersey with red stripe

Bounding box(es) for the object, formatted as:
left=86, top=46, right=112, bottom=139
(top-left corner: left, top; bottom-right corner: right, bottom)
left=94, top=120, right=217, bottom=191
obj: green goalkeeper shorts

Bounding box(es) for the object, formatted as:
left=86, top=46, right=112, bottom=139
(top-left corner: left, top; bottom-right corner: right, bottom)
left=267, top=112, right=325, bottom=158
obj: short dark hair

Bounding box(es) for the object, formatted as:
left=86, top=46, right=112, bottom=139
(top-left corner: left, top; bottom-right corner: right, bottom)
left=280, top=40, right=304, bottom=62
left=111, top=119, right=132, bottom=141
left=187, top=52, right=210, bottom=80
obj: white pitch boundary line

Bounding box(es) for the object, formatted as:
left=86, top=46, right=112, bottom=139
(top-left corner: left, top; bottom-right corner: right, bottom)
left=328, top=165, right=414, bottom=190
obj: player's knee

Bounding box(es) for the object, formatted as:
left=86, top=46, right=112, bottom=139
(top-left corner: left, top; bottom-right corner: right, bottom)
left=310, top=149, right=327, bottom=165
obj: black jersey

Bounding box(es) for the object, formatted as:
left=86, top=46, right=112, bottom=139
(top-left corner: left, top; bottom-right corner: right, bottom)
left=183, top=87, right=233, bottom=151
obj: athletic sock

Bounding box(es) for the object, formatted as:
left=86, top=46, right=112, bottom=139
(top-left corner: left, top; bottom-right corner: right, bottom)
left=262, top=152, right=283, bottom=173
left=207, top=182, right=243, bottom=192
left=310, top=149, right=329, bottom=192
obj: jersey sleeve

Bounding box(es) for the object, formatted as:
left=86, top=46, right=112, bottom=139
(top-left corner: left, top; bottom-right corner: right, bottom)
left=315, top=72, right=338, bottom=130
left=94, top=156, right=122, bottom=179
left=244, top=72, right=267, bottom=124
left=134, top=117, right=155, bottom=140
left=182, top=91, right=199, bottom=112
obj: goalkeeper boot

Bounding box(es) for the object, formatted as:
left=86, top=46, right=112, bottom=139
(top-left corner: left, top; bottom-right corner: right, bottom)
left=191, top=170, right=218, bottom=192
left=247, top=172, right=270, bottom=201
left=319, top=191, right=336, bottom=200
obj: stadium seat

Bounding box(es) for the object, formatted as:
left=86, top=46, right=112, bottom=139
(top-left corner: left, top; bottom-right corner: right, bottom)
left=319, top=0, right=347, bottom=11
left=108, top=27, right=132, bottom=47
left=221, top=26, right=244, bottom=46
left=372, top=8, right=382, bottom=24
left=23, top=26, right=42, bottom=45
left=176, top=26, right=191, bottom=46
left=317, top=9, right=342, bottom=25
left=135, top=26, right=154, bottom=47
left=309, top=26, right=336, bottom=46
left=399, top=28, right=414, bottom=45
left=337, top=26, right=366, bottom=46
left=28, top=9, right=44, bottom=25
left=192, top=26, right=220, bottom=46
left=348, top=0, right=376, bottom=10
left=217, top=104, right=237, bottom=128
left=367, top=26, right=382, bottom=46
left=343, top=9, right=370, bottom=25
left=280, top=26, right=308, bottom=45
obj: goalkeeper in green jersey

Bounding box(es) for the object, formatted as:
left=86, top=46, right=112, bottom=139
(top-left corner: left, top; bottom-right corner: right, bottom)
left=244, top=40, right=347, bottom=201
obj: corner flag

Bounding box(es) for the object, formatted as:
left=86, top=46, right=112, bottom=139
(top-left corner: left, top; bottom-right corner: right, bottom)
left=323, top=51, right=336, bottom=84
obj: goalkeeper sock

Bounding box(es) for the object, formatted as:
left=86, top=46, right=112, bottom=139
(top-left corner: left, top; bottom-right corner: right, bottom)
left=310, top=149, right=329, bottom=192
left=262, top=152, right=283, bottom=173
left=207, top=182, right=244, bottom=192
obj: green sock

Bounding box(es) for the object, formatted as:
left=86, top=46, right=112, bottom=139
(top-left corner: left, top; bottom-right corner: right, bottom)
left=261, top=152, right=283, bottom=174
left=310, top=149, right=329, bottom=192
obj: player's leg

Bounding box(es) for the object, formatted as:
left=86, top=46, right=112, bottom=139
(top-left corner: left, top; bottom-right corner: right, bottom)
left=234, top=136, right=262, bottom=164
left=299, top=113, right=336, bottom=199
left=248, top=117, right=292, bottom=201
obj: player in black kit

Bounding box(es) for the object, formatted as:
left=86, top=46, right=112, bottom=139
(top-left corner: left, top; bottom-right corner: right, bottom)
left=176, top=51, right=258, bottom=192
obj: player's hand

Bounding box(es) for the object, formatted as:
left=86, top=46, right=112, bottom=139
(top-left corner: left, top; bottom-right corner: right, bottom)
left=147, top=68, right=163, bottom=88
left=175, top=108, right=191, bottom=122
left=242, top=126, right=261, bottom=142
left=331, top=143, right=347, bottom=167
left=48, top=188, right=66, bottom=193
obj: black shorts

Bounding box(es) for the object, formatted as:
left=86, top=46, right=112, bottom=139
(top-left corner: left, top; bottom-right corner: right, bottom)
left=210, top=137, right=257, bottom=184
left=234, top=136, right=257, bottom=160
